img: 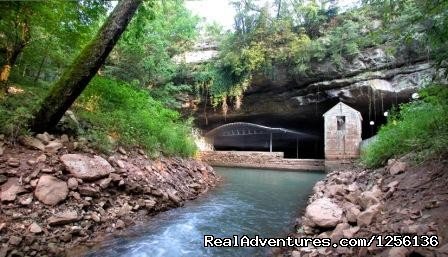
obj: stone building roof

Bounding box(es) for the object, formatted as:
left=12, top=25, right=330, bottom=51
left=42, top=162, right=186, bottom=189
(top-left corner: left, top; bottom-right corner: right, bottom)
left=323, top=102, right=363, bottom=120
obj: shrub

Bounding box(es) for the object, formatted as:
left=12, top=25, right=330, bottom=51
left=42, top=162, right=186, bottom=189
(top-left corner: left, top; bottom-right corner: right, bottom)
left=75, top=76, right=197, bottom=157
left=0, top=76, right=197, bottom=157
left=361, top=85, right=448, bottom=167
left=0, top=80, right=49, bottom=139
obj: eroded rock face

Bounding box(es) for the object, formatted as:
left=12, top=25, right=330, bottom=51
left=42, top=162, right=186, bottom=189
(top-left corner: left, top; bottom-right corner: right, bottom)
left=35, top=175, right=68, bottom=205
left=60, top=154, right=114, bottom=181
left=305, top=197, right=343, bottom=228
left=194, top=47, right=436, bottom=132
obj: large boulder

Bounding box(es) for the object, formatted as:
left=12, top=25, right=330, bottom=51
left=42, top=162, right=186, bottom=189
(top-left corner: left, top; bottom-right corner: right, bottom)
left=34, top=175, right=68, bottom=205
left=0, top=178, right=26, bottom=202
left=305, top=197, right=343, bottom=228
left=19, top=136, right=45, bottom=151
left=60, top=154, right=114, bottom=181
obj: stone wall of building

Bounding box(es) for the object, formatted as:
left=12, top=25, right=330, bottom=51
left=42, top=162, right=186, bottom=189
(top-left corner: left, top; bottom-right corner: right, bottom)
left=199, top=151, right=324, bottom=171
left=324, top=103, right=362, bottom=160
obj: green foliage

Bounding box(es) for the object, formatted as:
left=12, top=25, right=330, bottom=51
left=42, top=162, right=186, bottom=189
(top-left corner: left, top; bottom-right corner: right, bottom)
left=0, top=80, right=49, bottom=138
left=199, top=0, right=447, bottom=114
left=289, top=0, right=338, bottom=38
left=105, top=0, right=199, bottom=88
left=75, top=76, right=197, bottom=156
left=3, top=0, right=446, bottom=160
left=1, top=0, right=108, bottom=82
left=361, top=85, right=448, bottom=167
left=200, top=0, right=384, bottom=110
left=366, top=0, right=448, bottom=63
left=0, top=76, right=197, bottom=156
left=0, top=106, right=33, bottom=140
left=1, top=0, right=199, bottom=157
left=150, top=82, right=192, bottom=109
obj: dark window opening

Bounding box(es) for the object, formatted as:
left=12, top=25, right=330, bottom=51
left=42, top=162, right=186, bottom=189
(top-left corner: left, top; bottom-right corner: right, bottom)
left=337, top=116, right=346, bottom=130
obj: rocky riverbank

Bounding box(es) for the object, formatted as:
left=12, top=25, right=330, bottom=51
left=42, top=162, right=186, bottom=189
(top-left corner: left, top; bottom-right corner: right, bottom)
left=0, top=133, right=217, bottom=257
left=282, top=156, right=448, bottom=257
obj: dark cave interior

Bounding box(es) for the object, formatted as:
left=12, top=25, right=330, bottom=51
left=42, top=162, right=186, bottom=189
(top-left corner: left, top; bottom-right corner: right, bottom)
left=202, top=98, right=398, bottom=159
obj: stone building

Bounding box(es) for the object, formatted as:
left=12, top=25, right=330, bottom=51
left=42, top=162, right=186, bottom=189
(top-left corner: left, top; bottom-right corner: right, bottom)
left=323, top=102, right=362, bottom=160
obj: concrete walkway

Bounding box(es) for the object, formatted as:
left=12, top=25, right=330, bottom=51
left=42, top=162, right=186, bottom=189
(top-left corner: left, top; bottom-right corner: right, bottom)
left=199, top=151, right=324, bottom=171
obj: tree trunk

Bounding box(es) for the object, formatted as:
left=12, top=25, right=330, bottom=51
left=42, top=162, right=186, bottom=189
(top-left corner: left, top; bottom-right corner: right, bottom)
left=0, top=46, right=24, bottom=90
left=30, top=0, right=142, bottom=132
left=276, top=0, right=282, bottom=19
left=1, top=12, right=30, bottom=90
left=34, top=54, right=47, bottom=83
left=0, top=64, right=11, bottom=88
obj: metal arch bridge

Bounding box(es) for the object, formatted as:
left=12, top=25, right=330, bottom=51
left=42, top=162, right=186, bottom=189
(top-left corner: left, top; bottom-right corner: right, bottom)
left=204, top=122, right=319, bottom=153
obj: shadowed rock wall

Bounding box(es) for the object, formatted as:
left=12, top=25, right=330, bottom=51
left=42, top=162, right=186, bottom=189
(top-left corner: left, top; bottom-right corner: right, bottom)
left=194, top=46, right=436, bottom=141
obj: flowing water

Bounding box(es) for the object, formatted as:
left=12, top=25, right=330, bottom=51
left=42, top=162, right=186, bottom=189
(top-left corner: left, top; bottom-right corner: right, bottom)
left=85, top=167, right=324, bottom=257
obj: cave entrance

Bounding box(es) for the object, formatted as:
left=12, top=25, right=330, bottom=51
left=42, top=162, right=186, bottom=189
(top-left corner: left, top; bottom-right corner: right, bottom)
left=204, top=122, right=321, bottom=159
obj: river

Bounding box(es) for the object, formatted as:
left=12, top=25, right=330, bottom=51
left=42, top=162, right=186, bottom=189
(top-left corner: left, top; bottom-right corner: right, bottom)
left=85, top=167, right=323, bottom=257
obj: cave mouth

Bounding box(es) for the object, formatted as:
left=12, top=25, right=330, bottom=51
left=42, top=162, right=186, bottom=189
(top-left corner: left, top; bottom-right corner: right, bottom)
left=200, top=98, right=393, bottom=157
left=205, top=122, right=324, bottom=159
left=198, top=96, right=399, bottom=148
left=202, top=104, right=390, bottom=159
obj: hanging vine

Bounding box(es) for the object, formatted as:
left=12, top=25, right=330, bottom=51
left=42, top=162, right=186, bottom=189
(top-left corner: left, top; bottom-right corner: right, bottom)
left=221, top=95, right=228, bottom=120
left=234, top=94, right=242, bottom=110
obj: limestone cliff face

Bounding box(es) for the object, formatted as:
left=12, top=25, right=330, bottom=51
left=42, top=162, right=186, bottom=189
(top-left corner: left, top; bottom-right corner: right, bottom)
left=195, top=46, right=436, bottom=136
